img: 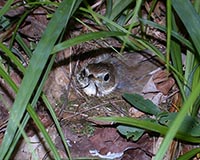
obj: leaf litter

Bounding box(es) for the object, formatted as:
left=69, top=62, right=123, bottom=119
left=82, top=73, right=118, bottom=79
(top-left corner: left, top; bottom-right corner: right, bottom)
left=0, top=0, right=198, bottom=159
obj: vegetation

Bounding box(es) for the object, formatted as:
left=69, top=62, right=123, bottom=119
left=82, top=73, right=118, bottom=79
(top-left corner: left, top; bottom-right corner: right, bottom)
left=1, top=0, right=200, bottom=159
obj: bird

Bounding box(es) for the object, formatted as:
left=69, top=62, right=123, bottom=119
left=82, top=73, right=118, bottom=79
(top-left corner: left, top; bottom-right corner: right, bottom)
left=76, top=51, right=158, bottom=97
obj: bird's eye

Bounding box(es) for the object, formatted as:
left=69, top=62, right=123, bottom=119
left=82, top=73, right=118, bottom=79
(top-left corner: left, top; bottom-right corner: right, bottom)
left=88, top=74, right=94, bottom=79
left=103, top=73, right=110, bottom=81
left=81, top=69, right=86, bottom=77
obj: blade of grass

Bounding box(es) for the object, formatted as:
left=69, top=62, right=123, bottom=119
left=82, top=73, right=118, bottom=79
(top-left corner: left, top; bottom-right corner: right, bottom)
left=42, top=94, right=71, bottom=158
left=109, top=0, right=133, bottom=20
left=52, top=31, right=125, bottom=54
left=0, top=0, right=82, bottom=159
left=172, top=0, right=200, bottom=55
left=0, top=64, right=18, bottom=92
left=0, top=52, right=63, bottom=159
left=155, top=1, right=200, bottom=159
left=0, top=64, right=48, bottom=159
left=80, top=7, right=130, bottom=34
left=139, top=19, right=194, bottom=52
left=0, top=0, right=14, bottom=17
left=184, top=51, right=194, bottom=97
left=27, top=106, right=60, bottom=159
left=170, top=14, right=185, bottom=100
left=0, top=42, right=25, bottom=73
left=154, top=82, right=200, bottom=159
left=194, top=0, right=200, bottom=13
left=190, top=64, right=200, bottom=116
left=36, top=54, right=71, bottom=159
left=137, top=32, right=187, bottom=101
left=94, top=116, right=200, bottom=143
left=177, top=148, right=200, bottom=160
left=170, top=15, right=183, bottom=75
left=166, top=0, right=172, bottom=71
left=81, top=7, right=144, bottom=50
left=15, top=33, right=32, bottom=58
left=136, top=38, right=165, bottom=61
left=120, top=0, right=142, bottom=53
left=82, top=1, right=102, bottom=26
left=5, top=54, right=64, bottom=159
left=146, top=0, right=158, bottom=20
left=105, top=0, right=112, bottom=19
left=9, top=10, right=30, bottom=48
left=73, top=18, right=125, bottom=55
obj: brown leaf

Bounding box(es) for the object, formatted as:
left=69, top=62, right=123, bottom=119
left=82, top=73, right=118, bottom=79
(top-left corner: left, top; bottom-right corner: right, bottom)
left=156, top=77, right=175, bottom=95
left=153, top=70, right=171, bottom=83
left=19, top=7, right=48, bottom=39
left=89, top=128, right=153, bottom=159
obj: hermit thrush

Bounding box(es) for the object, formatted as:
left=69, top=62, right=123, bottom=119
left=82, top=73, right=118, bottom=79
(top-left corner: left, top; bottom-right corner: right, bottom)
left=76, top=51, right=157, bottom=96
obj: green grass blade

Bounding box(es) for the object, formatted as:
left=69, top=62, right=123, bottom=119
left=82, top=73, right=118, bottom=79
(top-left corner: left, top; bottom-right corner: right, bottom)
left=27, top=106, right=60, bottom=159
left=52, top=31, right=125, bottom=54
left=120, top=0, right=142, bottom=53
left=9, top=10, right=30, bottom=48
left=184, top=51, right=194, bottom=96
left=5, top=54, right=58, bottom=159
left=0, top=61, right=33, bottom=159
left=5, top=113, right=30, bottom=159
left=166, top=0, right=172, bottom=71
left=170, top=14, right=185, bottom=100
left=80, top=7, right=146, bottom=50
left=0, top=66, right=18, bottom=92
left=0, top=0, right=14, bottom=17
left=177, top=148, right=200, bottom=160
left=0, top=0, right=82, bottom=158
left=139, top=19, right=194, bottom=52
left=146, top=0, right=158, bottom=21
left=0, top=42, right=25, bottom=73
left=0, top=61, right=60, bottom=159
left=0, top=38, right=61, bottom=160
left=154, top=1, right=200, bottom=159
left=136, top=38, right=165, bottom=61
left=15, top=34, right=32, bottom=58
left=38, top=54, right=71, bottom=159
left=154, top=82, right=200, bottom=159
left=105, top=0, right=112, bottom=19
left=172, top=0, right=200, bottom=55
left=170, top=15, right=183, bottom=75
left=80, top=7, right=130, bottom=34
left=94, top=117, right=200, bottom=143
left=42, top=94, right=72, bottom=159
left=109, top=0, right=133, bottom=20
left=194, top=0, right=200, bottom=13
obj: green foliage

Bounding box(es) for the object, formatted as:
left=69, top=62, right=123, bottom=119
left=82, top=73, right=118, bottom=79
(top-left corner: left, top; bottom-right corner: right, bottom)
left=90, top=0, right=200, bottom=159
left=0, top=0, right=82, bottom=159
left=124, top=93, right=161, bottom=116
left=111, top=93, right=200, bottom=143
left=177, top=148, right=200, bottom=160
left=155, top=0, right=200, bottom=159
left=1, top=0, right=200, bottom=159
left=52, top=31, right=126, bottom=54
left=117, top=125, right=144, bottom=141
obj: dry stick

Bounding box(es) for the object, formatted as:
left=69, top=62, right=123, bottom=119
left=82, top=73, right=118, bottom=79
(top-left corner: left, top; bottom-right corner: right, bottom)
left=58, top=59, right=78, bottom=117
left=0, top=119, right=8, bottom=133
left=109, top=101, right=129, bottom=116
left=61, top=99, right=126, bottom=121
